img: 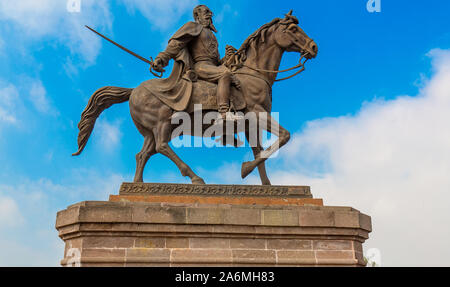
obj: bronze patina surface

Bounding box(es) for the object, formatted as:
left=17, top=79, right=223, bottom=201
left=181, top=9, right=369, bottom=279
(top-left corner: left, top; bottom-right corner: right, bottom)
left=119, top=182, right=312, bottom=198
left=56, top=5, right=374, bottom=268
left=73, top=5, right=318, bottom=185
left=112, top=182, right=319, bottom=206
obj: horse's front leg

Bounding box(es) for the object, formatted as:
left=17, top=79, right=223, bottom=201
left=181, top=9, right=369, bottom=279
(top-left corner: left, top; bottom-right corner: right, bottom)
left=241, top=110, right=290, bottom=179
left=245, top=128, right=271, bottom=185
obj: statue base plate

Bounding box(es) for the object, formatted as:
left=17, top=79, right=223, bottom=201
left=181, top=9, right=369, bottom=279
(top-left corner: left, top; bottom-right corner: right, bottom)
left=111, top=182, right=320, bottom=206
left=56, top=183, right=371, bottom=267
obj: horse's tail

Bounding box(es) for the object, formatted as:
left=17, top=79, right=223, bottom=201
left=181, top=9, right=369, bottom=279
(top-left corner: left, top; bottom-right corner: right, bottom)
left=72, top=86, right=133, bottom=156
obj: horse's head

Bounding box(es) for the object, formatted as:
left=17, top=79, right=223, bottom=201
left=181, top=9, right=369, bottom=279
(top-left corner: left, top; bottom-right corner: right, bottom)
left=273, top=10, right=318, bottom=59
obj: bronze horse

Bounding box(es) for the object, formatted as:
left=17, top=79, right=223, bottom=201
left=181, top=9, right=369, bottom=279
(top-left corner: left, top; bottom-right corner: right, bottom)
left=73, top=12, right=318, bottom=185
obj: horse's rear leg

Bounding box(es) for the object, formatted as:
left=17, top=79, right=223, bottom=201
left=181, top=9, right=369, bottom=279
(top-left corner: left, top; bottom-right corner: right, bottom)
left=154, top=119, right=205, bottom=185
left=133, top=132, right=156, bottom=183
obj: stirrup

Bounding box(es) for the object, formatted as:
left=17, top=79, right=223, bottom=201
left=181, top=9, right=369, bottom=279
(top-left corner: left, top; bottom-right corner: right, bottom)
left=213, top=112, right=244, bottom=125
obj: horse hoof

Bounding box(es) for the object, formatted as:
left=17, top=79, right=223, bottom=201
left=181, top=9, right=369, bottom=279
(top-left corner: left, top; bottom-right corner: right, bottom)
left=241, top=161, right=256, bottom=179
left=192, top=177, right=206, bottom=185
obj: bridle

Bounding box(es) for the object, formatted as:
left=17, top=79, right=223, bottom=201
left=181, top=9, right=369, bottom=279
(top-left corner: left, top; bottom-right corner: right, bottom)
left=232, top=28, right=313, bottom=85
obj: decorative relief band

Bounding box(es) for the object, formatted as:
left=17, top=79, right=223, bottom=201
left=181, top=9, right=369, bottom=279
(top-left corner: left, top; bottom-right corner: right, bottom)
left=119, top=183, right=312, bottom=198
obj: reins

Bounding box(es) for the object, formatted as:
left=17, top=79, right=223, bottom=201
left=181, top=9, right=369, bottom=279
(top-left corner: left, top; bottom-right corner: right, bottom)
left=232, top=53, right=309, bottom=84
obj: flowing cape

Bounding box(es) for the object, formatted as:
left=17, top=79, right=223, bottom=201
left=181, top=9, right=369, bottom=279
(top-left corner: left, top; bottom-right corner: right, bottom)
left=141, top=22, right=204, bottom=111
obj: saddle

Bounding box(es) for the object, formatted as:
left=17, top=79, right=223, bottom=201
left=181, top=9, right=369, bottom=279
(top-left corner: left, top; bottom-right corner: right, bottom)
left=185, top=80, right=246, bottom=114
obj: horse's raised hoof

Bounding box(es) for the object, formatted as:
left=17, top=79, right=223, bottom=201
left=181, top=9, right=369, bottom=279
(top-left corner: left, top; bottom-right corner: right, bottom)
left=192, top=177, right=206, bottom=185
left=241, top=161, right=256, bottom=179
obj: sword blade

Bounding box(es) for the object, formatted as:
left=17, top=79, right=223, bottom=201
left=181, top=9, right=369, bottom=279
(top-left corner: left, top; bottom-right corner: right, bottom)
left=85, top=25, right=152, bottom=65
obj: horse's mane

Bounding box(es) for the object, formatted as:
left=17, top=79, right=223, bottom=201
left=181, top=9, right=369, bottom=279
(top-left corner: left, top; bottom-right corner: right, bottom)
left=230, top=14, right=299, bottom=68
left=231, top=18, right=281, bottom=65
left=237, top=18, right=281, bottom=55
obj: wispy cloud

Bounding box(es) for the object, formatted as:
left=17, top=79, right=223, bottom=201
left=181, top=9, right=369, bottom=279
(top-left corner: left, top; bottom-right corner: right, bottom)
left=0, top=82, right=20, bottom=125
left=95, top=118, right=123, bottom=153
left=0, top=0, right=112, bottom=65
left=214, top=4, right=234, bottom=24
left=0, top=35, right=4, bottom=54
left=29, top=79, right=59, bottom=116
left=0, top=195, right=23, bottom=229
left=120, top=0, right=198, bottom=30
left=0, top=78, right=59, bottom=132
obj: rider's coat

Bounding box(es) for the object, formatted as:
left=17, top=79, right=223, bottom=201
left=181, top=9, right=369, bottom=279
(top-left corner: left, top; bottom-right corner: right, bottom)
left=143, top=21, right=230, bottom=111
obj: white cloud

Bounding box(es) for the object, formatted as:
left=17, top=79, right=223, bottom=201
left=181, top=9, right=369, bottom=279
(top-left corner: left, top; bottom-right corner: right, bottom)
left=95, top=118, right=123, bottom=153
left=0, top=196, right=23, bottom=229
left=0, top=171, right=126, bottom=266
left=0, top=82, right=20, bottom=125
left=0, top=78, right=58, bottom=131
left=120, top=0, right=198, bottom=30
left=214, top=4, right=232, bottom=24
left=0, top=35, right=4, bottom=53
left=62, top=56, right=79, bottom=78
left=45, top=150, right=54, bottom=162
left=261, top=48, right=450, bottom=266
left=29, top=79, right=58, bottom=115
left=0, top=0, right=112, bottom=65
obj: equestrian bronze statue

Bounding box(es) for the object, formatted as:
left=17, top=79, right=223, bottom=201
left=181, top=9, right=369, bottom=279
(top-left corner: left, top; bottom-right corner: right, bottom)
left=73, top=5, right=318, bottom=185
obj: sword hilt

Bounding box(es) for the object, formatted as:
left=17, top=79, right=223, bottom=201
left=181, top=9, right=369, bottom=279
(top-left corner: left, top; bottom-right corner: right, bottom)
left=149, top=57, right=164, bottom=78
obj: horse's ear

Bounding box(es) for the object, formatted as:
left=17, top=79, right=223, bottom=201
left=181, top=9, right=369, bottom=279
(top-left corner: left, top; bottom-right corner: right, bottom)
left=284, top=10, right=298, bottom=24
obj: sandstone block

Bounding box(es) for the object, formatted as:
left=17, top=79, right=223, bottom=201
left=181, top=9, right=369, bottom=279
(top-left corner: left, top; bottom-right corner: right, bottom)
left=262, top=209, right=299, bottom=226
left=189, top=238, right=230, bottom=249
left=224, top=208, right=261, bottom=225
left=232, top=250, right=276, bottom=264
left=313, top=240, right=353, bottom=250
left=132, top=205, right=186, bottom=224
left=56, top=189, right=371, bottom=267
left=82, top=236, right=134, bottom=249
left=276, top=250, right=315, bottom=265
left=134, top=237, right=166, bottom=248
left=171, top=249, right=232, bottom=264
left=267, top=239, right=312, bottom=250
left=230, top=238, right=266, bottom=249
left=186, top=207, right=226, bottom=224
left=299, top=209, right=335, bottom=227
left=166, top=238, right=189, bottom=248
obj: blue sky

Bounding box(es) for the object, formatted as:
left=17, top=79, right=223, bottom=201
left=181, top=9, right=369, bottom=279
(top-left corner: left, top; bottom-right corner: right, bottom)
left=1, top=0, right=450, bottom=266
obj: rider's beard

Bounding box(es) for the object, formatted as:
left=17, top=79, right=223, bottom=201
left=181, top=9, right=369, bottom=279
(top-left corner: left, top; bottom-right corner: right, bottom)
left=198, top=17, right=217, bottom=33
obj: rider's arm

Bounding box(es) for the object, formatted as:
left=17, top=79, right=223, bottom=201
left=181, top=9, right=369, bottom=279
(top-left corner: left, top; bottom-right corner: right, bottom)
left=156, top=39, right=189, bottom=67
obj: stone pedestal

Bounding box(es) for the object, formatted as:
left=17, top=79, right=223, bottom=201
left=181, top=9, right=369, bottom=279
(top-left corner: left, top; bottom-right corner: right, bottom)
left=55, top=183, right=371, bottom=267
